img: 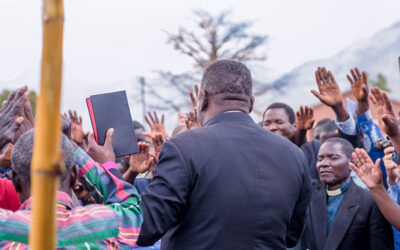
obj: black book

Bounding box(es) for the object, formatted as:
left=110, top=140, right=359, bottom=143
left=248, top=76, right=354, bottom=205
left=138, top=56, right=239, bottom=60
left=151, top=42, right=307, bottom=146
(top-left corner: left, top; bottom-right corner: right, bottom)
left=86, top=90, right=139, bottom=157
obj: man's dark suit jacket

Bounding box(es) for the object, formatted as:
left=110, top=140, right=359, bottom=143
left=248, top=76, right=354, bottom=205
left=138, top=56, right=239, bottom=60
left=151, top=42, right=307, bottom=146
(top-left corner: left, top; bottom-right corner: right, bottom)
left=137, top=112, right=312, bottom=250
left=300, top=180, right=394, bottom=250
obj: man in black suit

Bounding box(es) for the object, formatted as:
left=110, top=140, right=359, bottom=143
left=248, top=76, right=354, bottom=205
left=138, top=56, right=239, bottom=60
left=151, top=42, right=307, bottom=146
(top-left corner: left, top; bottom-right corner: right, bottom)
left=300, top=137, right=393, bottom=250
left=137, top=60, right=312, bottom=250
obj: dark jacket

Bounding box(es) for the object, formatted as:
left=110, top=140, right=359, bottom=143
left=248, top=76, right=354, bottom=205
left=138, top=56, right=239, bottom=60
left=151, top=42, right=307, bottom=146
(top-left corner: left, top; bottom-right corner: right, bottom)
left=137, top=112, right=312, bottom=250
left=300, top=180, right=394, bottom=250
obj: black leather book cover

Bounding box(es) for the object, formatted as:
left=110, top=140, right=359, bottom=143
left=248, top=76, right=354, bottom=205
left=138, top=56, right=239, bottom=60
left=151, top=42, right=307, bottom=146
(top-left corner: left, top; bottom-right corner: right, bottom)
left=87, top=90, right=139, bottom=157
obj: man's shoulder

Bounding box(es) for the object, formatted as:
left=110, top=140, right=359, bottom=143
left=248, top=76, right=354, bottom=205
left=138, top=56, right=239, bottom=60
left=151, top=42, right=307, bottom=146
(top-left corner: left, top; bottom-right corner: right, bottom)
left=348, top=182, right=376, bottom=208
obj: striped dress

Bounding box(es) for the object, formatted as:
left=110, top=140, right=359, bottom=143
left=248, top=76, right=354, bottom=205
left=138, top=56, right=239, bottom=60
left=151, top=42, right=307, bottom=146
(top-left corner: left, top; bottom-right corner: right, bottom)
left=0, top=147, right=143, bottom=249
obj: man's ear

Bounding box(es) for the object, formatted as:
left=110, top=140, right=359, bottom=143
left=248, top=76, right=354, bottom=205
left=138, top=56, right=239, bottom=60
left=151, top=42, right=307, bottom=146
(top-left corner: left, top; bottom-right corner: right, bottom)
left=249, top=95, right=255, bottom=113
left=69, top=165, right=79, bottom=189
left=293, top=121, right=297, bottom=129
left=11, top=170, right=22, bottom=193
left=199, top=90, right=209, bottom=112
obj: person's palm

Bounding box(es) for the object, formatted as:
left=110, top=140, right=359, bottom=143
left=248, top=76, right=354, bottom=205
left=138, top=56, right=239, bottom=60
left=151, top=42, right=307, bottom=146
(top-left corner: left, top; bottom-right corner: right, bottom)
left=351, top=80, right=368, bottom=101
left=129, top=142, right=154, bottom=174
left=296, top=106, right=314, bottom=130
left=317, top=85, right=343, bottom=107
left=68, top=110, right=85, bottom=144
left=145, top=111, right=168, bottom=137
left=370, top=88, right=399, bottom=137
left=358, top=161, right=382, bottom=189
left=351, top=149, right=383, bottom=190
left=129, top=152, right=150, bottom=173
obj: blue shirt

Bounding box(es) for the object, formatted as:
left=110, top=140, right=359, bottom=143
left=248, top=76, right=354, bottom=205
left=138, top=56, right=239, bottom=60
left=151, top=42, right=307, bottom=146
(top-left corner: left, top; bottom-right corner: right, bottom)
left=327, top=180, right=351, bottom=232
left=388, top=183, right=400, bottom=250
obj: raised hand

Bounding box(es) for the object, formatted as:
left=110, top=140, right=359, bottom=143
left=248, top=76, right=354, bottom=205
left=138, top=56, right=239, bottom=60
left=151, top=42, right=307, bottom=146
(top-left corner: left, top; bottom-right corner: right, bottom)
left=311, top=67, right=343, bottom=107
left=347, top=68, right=368, bottom=102
left=350, top=148, right=383, bottom=190
left=369, top=87, right=399, bottom=138
left=67, top=110, right=85, bottom=144
left=185, top=111, right=201, bottom=130
left=0, top=86, right=28, bottom=127
left=296, top=106, right=315, bottom=130
left=151, top=133, right=165, bottom=155
left=0, top=117, right=24, bottom=150
left=128, top=142, right=156, bottom=174
left=0, top=87, right=32, bottom=148
left=383, top=146, right=400, bottom=185
left=144, top=111, right=168, bottom=138
left=86, top=128, right=115, bottom=164
left=185, top=84, right=201, bottom=130
left=189, top=84, right=199, bottom=112
left=0, top=144, right=13, bottom=170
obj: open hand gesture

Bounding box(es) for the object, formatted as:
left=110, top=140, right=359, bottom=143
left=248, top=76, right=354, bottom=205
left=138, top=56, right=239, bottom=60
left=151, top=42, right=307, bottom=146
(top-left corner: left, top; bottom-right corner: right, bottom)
left=185, top=85, right=201, bottom=130
left=311, top=67, right=343, bottom=108
left=383, top=146, right=400, bottom=185
left=67, top=110, right=85, bottom=144
left=296, top=106, right=315, bottom=130
left=350, top=148, right=383, bottom=190
left=129, top=142, right=156, bottom=174
left=185, top=111, right=201, bottom=130
left=145, top=111, right=168, bottom=138
left=347, top=68, right=368, bottom=102
left=369, top=87, right=399, bottom=138
left=0, top=87, right=32, bottom=148
left=0, top=144, right=13, bottom=170
left=151, top=133, right=165, bottom=155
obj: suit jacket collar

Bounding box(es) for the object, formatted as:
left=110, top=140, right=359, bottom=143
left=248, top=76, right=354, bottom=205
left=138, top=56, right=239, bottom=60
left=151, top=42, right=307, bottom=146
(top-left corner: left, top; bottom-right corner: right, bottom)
left=324, top=181, right=360, bottom=250
left=310, top=181, right=328, bottom=250
left=204, top=111, right=253, bottom=127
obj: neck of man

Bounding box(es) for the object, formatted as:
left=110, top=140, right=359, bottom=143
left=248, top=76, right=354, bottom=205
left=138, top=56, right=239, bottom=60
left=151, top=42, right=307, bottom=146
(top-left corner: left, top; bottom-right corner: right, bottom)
left=202, top=104, right=249, bottom=126
left=327, top=176, right=351, bottom=190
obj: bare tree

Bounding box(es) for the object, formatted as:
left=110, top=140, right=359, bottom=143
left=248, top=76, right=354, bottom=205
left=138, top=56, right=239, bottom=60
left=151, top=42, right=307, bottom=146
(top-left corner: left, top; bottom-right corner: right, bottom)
left=139, top=10, right=270, bottom=112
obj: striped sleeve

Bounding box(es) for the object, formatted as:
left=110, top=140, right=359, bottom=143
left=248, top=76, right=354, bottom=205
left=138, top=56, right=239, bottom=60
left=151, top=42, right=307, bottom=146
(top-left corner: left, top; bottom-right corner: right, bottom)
left=74, top=147, right=143, bottom=246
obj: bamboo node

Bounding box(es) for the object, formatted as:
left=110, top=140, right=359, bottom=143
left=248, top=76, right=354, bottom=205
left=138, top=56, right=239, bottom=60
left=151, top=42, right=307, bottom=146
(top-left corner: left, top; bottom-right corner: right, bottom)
left=42, top=15, right=64, bottom=24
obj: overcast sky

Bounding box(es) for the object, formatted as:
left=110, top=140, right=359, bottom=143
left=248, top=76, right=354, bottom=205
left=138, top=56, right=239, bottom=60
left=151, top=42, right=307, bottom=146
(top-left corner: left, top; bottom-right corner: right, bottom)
left=1, top=0, right=400, bottom=130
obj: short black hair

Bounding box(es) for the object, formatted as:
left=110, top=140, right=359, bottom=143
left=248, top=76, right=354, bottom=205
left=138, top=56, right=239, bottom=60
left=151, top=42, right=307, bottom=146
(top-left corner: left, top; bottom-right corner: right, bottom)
left=201, top=60, right=252, bottom=101
left=321, top=120, right=337, bottom=133
left=315, top=118, right=331, bottom=128
left=264, top=102, right=295, bottom=124
left=133, top=120, right=145, bottom=131
left=11, top=129, right=75, bottom=190
left=323, top=137, right=354, bottom=159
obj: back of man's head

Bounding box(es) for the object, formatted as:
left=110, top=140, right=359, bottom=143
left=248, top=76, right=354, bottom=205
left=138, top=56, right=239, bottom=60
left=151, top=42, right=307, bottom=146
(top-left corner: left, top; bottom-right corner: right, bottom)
left=201, top=59, right=252, bottom=102
left=11, top=129, right=76, bottom=192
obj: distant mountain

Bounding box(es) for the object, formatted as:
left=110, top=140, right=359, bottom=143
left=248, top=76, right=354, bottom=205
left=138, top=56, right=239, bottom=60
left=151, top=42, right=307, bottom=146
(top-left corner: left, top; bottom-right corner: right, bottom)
left=254, top=21, right=400, bottom=116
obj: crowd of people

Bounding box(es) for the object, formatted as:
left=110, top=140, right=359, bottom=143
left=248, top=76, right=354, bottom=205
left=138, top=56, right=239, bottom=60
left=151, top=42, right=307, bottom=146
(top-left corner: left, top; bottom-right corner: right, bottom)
left=1, top=58, right=400, bottom=249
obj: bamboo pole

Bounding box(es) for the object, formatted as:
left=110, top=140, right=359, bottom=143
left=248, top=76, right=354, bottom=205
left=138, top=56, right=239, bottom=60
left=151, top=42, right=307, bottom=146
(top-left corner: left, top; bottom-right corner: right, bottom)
left=29, top=0, right=64, bottom=249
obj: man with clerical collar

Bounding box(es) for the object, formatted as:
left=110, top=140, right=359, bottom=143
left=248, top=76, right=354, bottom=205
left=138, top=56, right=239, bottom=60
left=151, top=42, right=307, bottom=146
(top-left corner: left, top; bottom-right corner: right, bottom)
left=299, top=137, right=394, bottom=250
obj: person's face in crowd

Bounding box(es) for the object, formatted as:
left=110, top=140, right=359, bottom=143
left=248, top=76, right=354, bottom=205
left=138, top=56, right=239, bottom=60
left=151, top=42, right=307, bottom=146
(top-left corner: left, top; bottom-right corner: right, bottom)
left=263, top=108, right=296, bottom=140
left=317, top=142, right=351, bottom=188
left=318, top=129, right=338, bottom=142
left=135, top=128, right=147, bottom=142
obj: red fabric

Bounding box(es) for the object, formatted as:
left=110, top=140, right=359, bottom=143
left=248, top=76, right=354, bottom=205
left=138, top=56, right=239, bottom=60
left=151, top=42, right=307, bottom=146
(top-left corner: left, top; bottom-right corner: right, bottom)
left=0, top=178, right=20, bottom=211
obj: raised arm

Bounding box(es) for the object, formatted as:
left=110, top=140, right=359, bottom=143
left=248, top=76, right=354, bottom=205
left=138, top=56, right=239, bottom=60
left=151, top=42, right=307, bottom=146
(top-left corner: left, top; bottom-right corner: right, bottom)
left=74, top=129, right=142, bottom=246
left=350, top=148, right=400, bottom=230
left=347, top=67, right=369, bottom=115
left=369, top=87, right=400, bottom=152
left=311, top=67, right=349, bottom=122
left=294, top=105, right=315, bottom=146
